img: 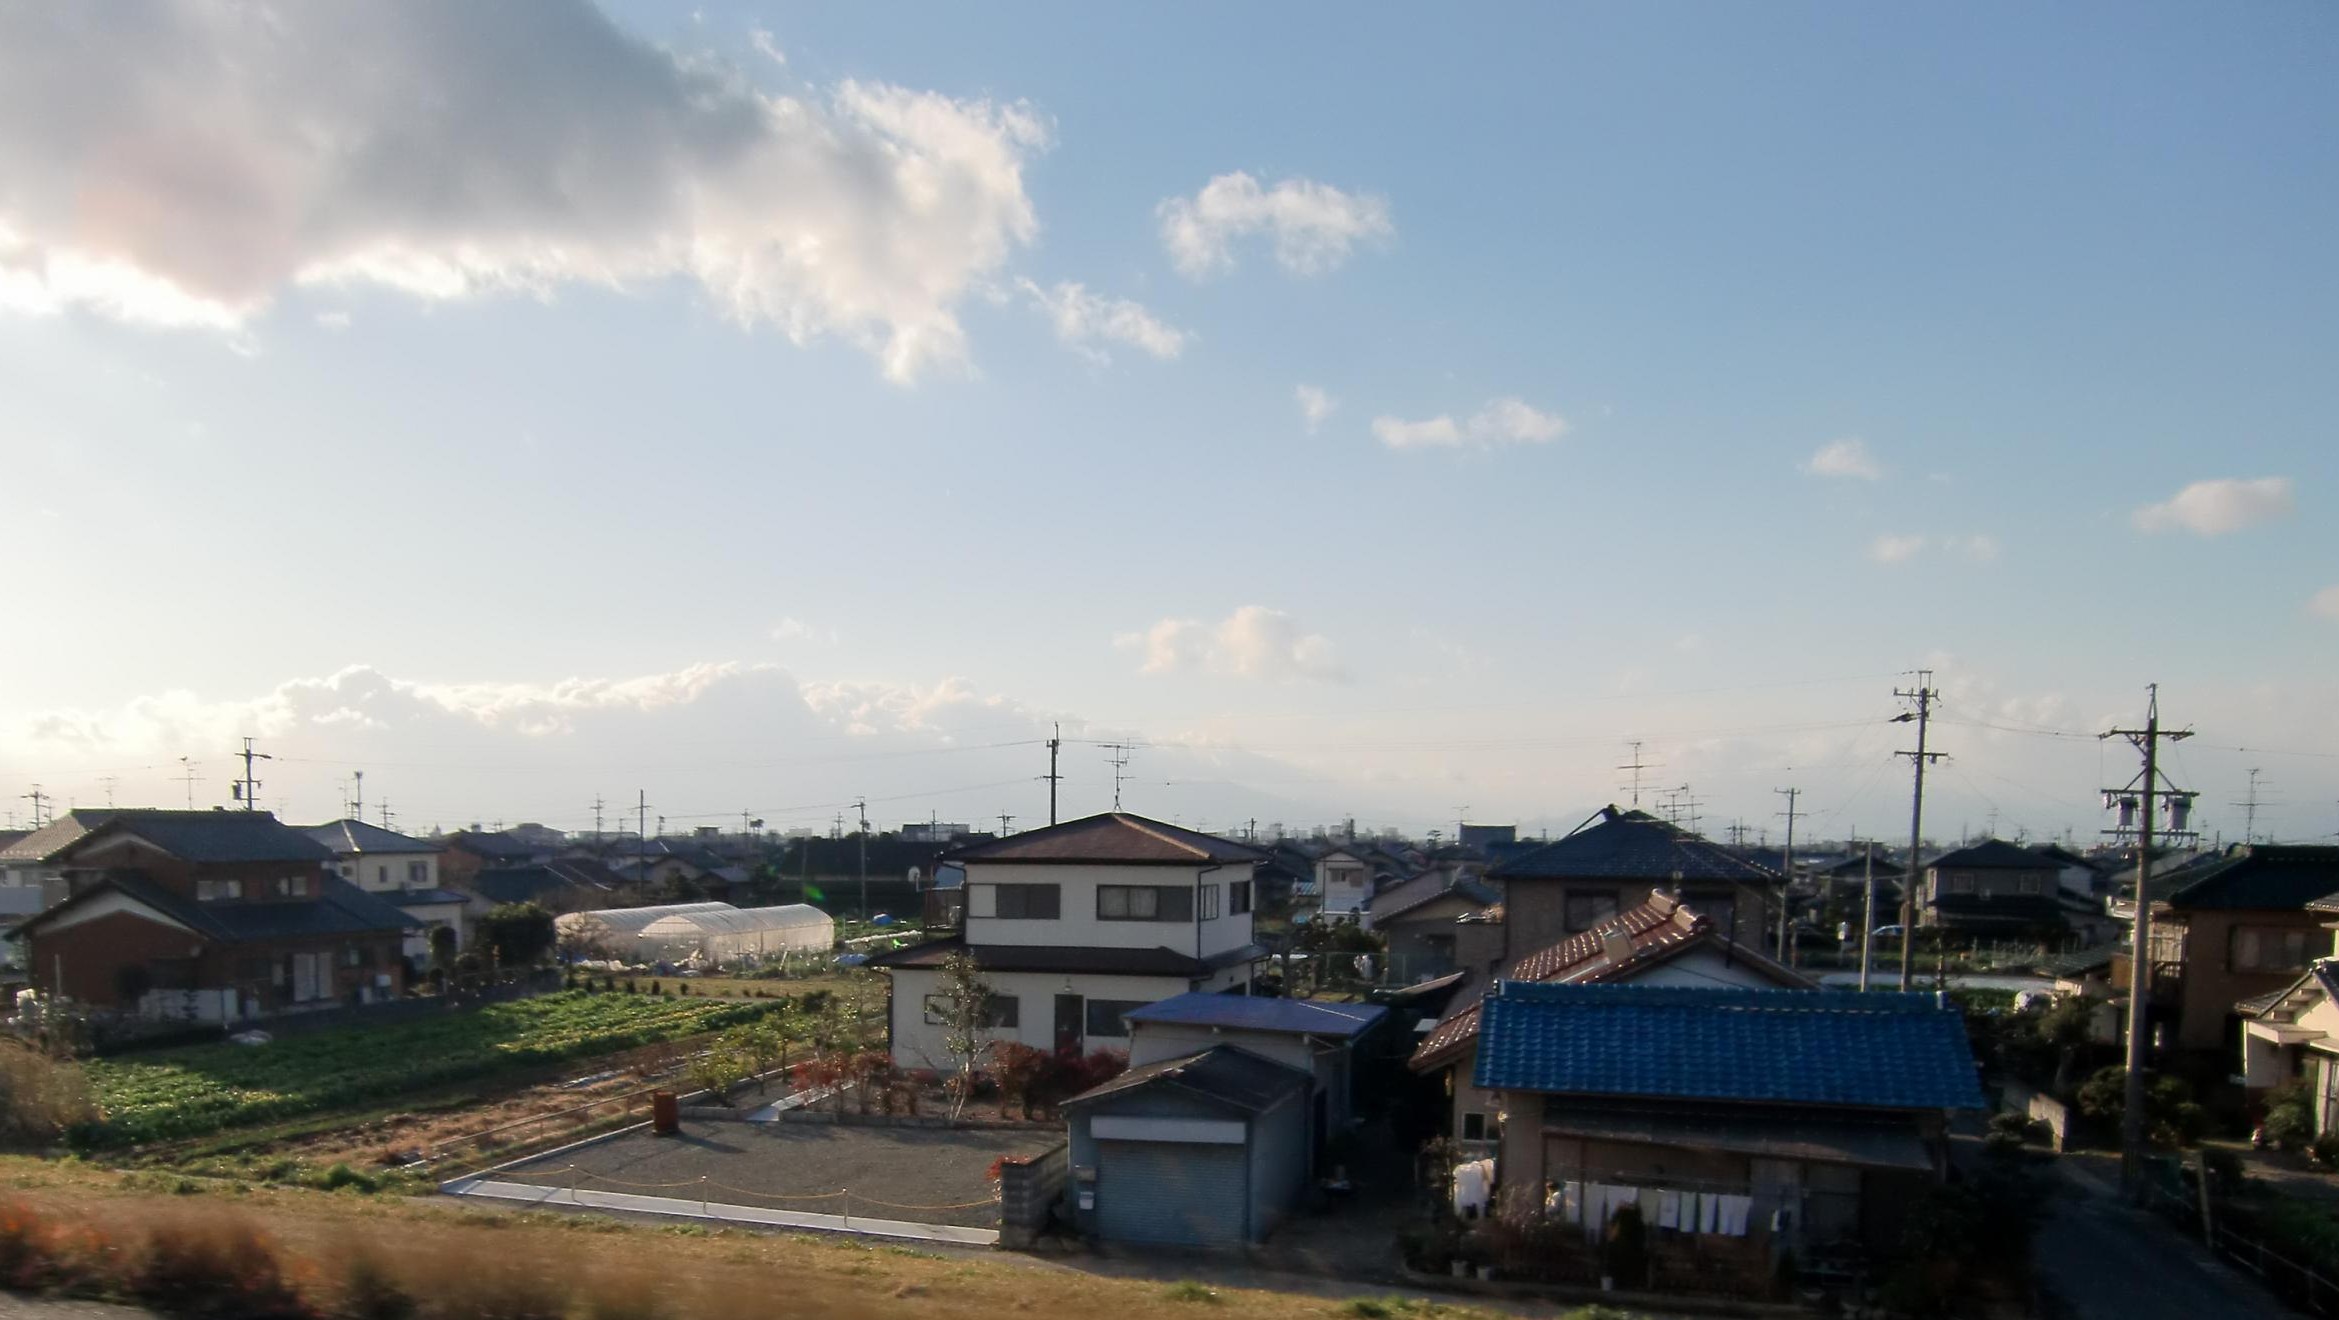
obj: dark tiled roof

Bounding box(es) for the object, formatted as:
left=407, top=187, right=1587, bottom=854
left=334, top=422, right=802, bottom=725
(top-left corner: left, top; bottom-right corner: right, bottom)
left=2, top=810, right=198, bottom=863
left=1493, top=807, right=1780, bottom=885
left=0, top=830, right=27, bottom=853
left=1369, top=873, right=1498, bottom=923
left=1125, top=992, right=1386, bottom=1039
left=865, top=935, right=1263, bottom=978
left=2167, top=845, right=2339, bottom=912
left=393, top=888, right=474, bottom=906
left=74, top=812, right=333, bottom=864
left=1063, top=1045, right=1310, bottom=1115
left=948, top=813, right=1264, bottom=866
left=1927, top=839, right=2055, bottom=871
left=444, top=831, right=538, bottom=861
left=15, top=872, right=410, bottom=942
left=466, top=863, right=614, bottom=907
left=302, top=819, right=438, bottom=856
left=1472, top=982, right=1985, bottom=1110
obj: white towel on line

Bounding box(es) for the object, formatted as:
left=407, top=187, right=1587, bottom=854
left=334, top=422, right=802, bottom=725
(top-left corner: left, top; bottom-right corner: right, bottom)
left=1656, top=1190, right=1681, bottom=1229
left=1718, top=1194, right=1753, bottom=1236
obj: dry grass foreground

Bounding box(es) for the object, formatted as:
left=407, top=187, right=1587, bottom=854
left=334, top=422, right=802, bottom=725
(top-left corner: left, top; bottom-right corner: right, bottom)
left=0, top=1157, right=1543, bottom=1320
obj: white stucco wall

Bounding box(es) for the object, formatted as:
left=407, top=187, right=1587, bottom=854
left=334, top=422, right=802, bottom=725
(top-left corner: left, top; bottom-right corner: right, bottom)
left=963, top=860, right=1255, bottom=959
left=886, top=967, right=1197, bottom=1072
left=336, top=852, right=440, bottom=894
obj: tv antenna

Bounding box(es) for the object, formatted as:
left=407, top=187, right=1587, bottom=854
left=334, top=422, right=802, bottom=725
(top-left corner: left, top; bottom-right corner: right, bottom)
left=1102, top=743, right=1135, bottom=810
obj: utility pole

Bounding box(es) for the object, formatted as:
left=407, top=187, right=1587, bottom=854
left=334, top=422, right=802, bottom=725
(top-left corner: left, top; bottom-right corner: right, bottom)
left=99, top=776, right=117, bottom=809
left=349, top=770, right=363, bottom=823
left=378, top=800, right=393, bottom=830
left=854, top=797, right=869, bottom=919
left=636, top=791, right=648, bottom=893
left=2103, top=684, right=2194, bottom=1199
left=1775, top=786, right=1800, bottom=963
left=1045, top=724, right=1062, bottom=826
left=178, top=757, right=202, bottom=810
left=232, top=738, right=272, bottom=812
left=1891, top=674, right=1941, bottom=991
left=20, top=785, right=46, bottom=830
left=1859, top=841, right=1878, bottom=992
left=592, top=796, right=605, bottom=852
left=996, top=813, right=1014, bottom=836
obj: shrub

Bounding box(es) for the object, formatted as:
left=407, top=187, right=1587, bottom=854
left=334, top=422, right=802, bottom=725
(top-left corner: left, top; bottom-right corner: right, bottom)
left=2264, top=1082, right=2316, bottom=1150
left=2076, top=1065, right=2206, bottom=1147
left=0, top=1039, right=98, bottom=1148
left=134, top=1215, right=314, bottom=1319
left=2312, top=1132, right=2339, bottom=1170
left=332, top=1244, right=417, bottom=1320
left=1164, top=1280, right=1221, bottom=1303
left=1601, top=1203, right=1647, bottom=1289
left=318, top=1162, right=379, bottom=1194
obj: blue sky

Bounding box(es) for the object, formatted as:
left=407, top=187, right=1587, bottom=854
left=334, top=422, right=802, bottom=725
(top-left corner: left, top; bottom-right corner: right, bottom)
left=1, top=2, right=2333, bottom=844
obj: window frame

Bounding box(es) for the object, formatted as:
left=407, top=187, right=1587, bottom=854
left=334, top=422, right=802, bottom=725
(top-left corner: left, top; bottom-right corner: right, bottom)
left=1229, top=879, right=1253, bottom=915
left=1083, top=998, right=1148, bottom=1039
left=993, top=883, right=1062, bottom=921
left=1198, top=883, right=1221, bottom=921
left=1097, top=884, right=1193, bottom=922
left=1562, top=889, right=1620, bottom=934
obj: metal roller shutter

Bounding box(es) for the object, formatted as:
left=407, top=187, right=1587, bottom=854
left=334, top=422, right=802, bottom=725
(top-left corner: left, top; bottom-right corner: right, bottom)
left=1096, top=1140, right=1247, bottom=1247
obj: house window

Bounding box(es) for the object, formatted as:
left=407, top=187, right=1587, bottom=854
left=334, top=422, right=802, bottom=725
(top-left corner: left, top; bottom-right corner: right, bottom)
left=1563, top=891, right=1619, bottom=933
left=1461, top=1112, right=1488, bottom=1141
left=1230, top=880, right=1253, bottom=915
left=273, top=876, right=310, bottom=898
left=993, top=883, right=1061, bottom=920
left=407, top=861, right=428, bottom=886
left=1084, top=999, right=1147, bottom=1038
left=2231, top=927, right=2312, bottom=974
left=922, top=991, right=1021, bottom=1029
left=1098, top=885, right=1193, bottom=922
left=376, top=864, right=390, bottom=886
left=1199, top=884, right=1221, bottom=920
left=196, top=879, right=243, bottom=902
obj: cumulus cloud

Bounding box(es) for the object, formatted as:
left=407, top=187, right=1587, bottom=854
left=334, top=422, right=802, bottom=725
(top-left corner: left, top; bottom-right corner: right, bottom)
left=1372, top=397, right=1565, bottom=450
left=1945, top=533, right=1999, bottom=562
left=1158, top=172, right=1392, bottom=279
left=770, top=617, right=839, bottom=645
left=1804, top=437, right=1881, bottom=480
left=0, top=2, right=1047, bottom=382
left=1016, top=278, right=1185, bottom=364
left=2132, top=477, right=2295, bottom=536
left=2311, top=586, right=2339, bottom=621
left=1868, top=534, right=1926, bottom=564
left=1296, top=384, right=1336, bottom=432
left=1116, top=606, right=1346, bottom=684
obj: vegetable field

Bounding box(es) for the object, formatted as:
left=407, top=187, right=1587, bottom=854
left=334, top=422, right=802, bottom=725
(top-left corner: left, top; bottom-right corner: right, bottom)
left=84, top=991, right=773, bottom=1146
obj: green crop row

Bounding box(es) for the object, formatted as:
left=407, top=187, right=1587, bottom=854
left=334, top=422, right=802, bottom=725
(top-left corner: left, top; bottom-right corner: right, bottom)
left=83, top=991, right=774, bottom=1147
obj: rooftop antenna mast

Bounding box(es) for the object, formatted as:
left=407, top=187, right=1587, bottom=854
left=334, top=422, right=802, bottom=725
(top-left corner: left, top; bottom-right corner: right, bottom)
left=2233, top=768, right=2270, bottom=844
left=178, top=757, right=202, bottom=809
left=1102, top=743, right=1134, bottom=810
left=1617, top=741, right=1655, bottom=808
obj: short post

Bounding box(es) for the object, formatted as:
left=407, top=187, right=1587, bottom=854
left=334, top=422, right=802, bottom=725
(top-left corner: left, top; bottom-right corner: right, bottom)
left=701, top=1175, right=709, bottom=1214
left=840, top=1188, right=849, bottom=1227
left=2195, top=1148, right=2215, bottom=1248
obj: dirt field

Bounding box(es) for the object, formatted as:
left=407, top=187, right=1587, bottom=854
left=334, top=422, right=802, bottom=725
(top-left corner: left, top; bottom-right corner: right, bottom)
left=493, top=1119, right=1062, bottom=1227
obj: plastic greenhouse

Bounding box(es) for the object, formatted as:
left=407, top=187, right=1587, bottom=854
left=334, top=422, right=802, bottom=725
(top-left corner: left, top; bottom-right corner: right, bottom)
left=555, top=902, right=733, bottom=958
left=632, top=904, right=837, bottom=967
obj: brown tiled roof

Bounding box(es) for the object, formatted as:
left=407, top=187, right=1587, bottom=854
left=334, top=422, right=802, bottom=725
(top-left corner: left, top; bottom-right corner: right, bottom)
left=948, top=812, right=1265, bottom=866
left=1407, top=894, right=1811, bottom=1071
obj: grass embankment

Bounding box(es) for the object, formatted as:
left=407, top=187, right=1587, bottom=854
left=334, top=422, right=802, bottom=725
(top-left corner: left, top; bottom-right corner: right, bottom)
left=85, top=992, right=777, bottom=1147
left=0, top=1157, right=1586, bottom=1320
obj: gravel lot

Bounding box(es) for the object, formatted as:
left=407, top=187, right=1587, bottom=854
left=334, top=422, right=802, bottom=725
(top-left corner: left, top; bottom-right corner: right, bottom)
left=496, top=1119, right=1061, bottom=1227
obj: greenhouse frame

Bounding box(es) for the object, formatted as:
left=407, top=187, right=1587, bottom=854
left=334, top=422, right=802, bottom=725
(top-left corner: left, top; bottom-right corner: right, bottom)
left=632, top=904, right=836, bottom=966
left=555, top=902, right=733, bottom=958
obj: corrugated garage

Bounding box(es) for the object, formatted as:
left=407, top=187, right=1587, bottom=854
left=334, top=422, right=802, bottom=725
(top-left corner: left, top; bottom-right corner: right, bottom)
left=1063, top=1044, right=1313, bottom=1248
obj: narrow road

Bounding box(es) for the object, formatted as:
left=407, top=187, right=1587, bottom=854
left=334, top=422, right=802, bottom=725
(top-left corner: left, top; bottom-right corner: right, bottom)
left=2034, top=1154, right=2292, bottom=1320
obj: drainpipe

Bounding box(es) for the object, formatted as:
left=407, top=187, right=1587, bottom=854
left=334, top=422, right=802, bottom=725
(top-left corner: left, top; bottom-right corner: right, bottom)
left=1194, top=862, right=1226, bottom=982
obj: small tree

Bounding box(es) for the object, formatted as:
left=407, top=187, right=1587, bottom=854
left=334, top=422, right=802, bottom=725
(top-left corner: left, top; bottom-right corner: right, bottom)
left=477, top=903, right=557, bottom=968
left=935, top=950, right=996, bottom=1120
left=687, top=1039, right=751, bottom=1106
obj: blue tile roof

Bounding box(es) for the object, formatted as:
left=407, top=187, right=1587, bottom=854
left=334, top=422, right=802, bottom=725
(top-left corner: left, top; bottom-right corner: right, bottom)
left=1124, top=991, right=1387, bottom=1038
left=1472, top=982, right=1984, bottom=1111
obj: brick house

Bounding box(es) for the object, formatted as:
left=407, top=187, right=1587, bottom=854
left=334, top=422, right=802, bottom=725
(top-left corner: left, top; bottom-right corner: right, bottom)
left=11, top=810, right=412, bottom=1022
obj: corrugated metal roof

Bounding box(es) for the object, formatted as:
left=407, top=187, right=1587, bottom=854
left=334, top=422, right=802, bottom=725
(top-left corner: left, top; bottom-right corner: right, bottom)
left=1125, top=991, right=1386, bottom=1038
left=301, top=819, right=438, bottom=856
left=1472, top=982, right=1984, bottom=1110
left=1063, top=1045, right=1310, bottom=1115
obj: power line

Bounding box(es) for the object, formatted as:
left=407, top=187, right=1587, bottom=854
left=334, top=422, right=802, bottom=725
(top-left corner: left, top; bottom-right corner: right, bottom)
left=2101, top=684, right=2193, bottom=1200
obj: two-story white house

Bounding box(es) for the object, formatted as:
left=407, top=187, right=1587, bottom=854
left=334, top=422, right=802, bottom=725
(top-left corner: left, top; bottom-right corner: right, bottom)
left=302, top=819, right=471, bottom=962
left=869, top=812, right=1268, bottom=1073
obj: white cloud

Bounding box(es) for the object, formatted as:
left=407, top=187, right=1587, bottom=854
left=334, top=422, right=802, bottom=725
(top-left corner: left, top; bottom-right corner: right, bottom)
left=1868, top=534, right=1926, bottom=564
left=1016, top=279, right=1185, bottom=364
left=1158, top=172, right=1392, bottom=279
left=313, top=310, right=352, bottom=331
left=1945, top=533, right=1999, bottom=562
left=1116, top=606, right=1347, bottom=684
left=749, top=27, right=786, bottom=65
left=1804, top=437, right=1882, bottom=480
left=1372, top=397, right=1566, bottom=450
left=2311, top=586, right=2339, bottom=621
left=770, top=617, right=839, bottom=645
left=2132, top=477, right=2295, bottom=536
left=0, top=3, right=1048, bottom=383
left=1296, top=384, right=1336, bottom=432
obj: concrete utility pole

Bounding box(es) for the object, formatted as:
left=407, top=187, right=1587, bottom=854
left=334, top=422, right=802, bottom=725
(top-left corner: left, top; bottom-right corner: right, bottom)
left=20, top=785, right=46, bottom=831
left=1892, top=674, right=1941, bottom=991
left=636, top=791, right=648, bottom=890
left=854, top=796, right=869, bottom=919
left=2103, top=684, right=2193, bottom=1198
left=234, top=738, right=272, bottom=812
left=1775, top=786, right=1800, bottom=963
left=1859, top=841, right=1878, bottom=992
left=1045, top=724, right=1062, bottom=826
